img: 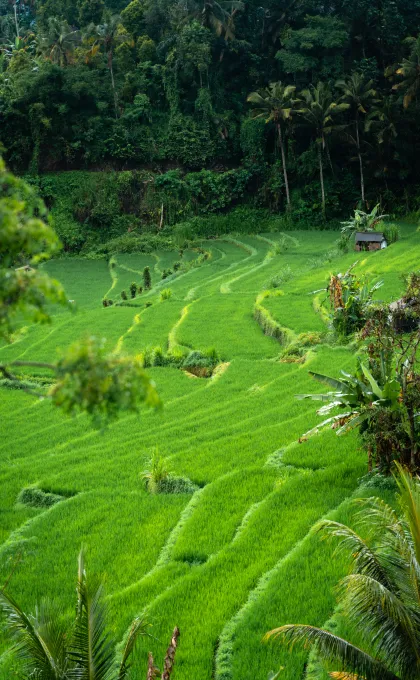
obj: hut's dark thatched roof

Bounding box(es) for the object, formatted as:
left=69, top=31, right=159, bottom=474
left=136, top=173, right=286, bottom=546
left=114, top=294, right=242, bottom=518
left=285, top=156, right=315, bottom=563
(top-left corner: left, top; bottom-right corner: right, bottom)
left=355, top=232, right=385, bottom=242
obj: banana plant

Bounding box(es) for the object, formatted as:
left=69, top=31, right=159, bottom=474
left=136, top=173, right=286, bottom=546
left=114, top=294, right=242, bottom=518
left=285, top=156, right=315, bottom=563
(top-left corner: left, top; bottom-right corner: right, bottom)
left=340, top=203, right=388, bottom=240
left=296, top=357, right=401, bottom=438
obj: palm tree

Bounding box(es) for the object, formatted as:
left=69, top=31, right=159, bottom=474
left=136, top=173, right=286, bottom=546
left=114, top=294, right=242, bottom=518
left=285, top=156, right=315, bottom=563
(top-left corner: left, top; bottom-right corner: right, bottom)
left=93, top=14, right=126, bottom=118
left=297, top=82, right=349, bottom=219
left=186, top=0, right=243, bottom=41
left=366, top=95, right=399, bottom=147
left=365, top=96, right=400, bottom=181
left=39, top=17, right=80, bottom=66
left=337, top=73, right=377, bottom=205
left=0, top=549, right=148, bottom=679
left=247, top=81, right=297, bottom=211
left=266, top=466, right=420, bottom=679
left=393, top=35, right=420, bottom=109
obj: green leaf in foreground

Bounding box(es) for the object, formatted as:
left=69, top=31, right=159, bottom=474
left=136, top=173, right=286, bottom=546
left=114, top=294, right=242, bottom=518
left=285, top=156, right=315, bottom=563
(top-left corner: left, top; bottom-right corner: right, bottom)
left=49, top=336, right=161, bottom=427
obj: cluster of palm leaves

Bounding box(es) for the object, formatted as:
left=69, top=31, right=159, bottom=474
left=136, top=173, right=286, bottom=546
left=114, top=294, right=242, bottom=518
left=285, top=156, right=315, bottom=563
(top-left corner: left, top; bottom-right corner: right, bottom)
left=247, top=79, right=351, bottom=217
left=296, top=357, right=401, bottom=440
left=392, top=35, right=420, bottom=109
left=246, top=72, right=398, bottom=217
left=266, top=465, right=420, bottom=680
left=0, top=550, right=148, bottom=679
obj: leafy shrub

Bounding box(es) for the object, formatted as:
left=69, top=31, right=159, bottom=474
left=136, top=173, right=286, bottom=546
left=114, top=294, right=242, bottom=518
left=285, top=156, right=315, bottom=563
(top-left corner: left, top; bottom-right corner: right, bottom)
left=143, top=266, right=151, bottom=290
left=167, top=346, right=188, bottom=364
left=130, top=282, right=137, bottom=298
left=137, top=285, right=143, bottom=295
left=160, top=289, right=172, bottom=301
left=383, top=223, right=401, bottom=244
left=152, top=346, right=166, bottom=366
left=140, top=347, right=153, bottom=368
left=121, top=290, right=127, bottom=300
left=181, top=349, right=220, bottom=377
left=327, top=264, right=383, bottom=338
left=17, top=487, right=67, bottom=508
left=173, top=261, right=181, bottom=271
left=87, top=233, right=175, bottom=256
left=280, top=332, right=323, bottom=363
left=162, top=269, right=173, bottom=279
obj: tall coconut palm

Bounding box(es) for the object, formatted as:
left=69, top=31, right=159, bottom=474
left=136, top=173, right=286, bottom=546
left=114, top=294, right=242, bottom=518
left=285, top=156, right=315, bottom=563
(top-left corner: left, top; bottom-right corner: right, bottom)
left=266, top=465, right=420, bottom=679
left=337, top=73, right=377, bottom=205
left=393, top=35, right=420, bottom=109
left=39, top=17, right=80, bottom=66
left=93, top=14, right=126, bottom=118
left=297, top=82, right=349, bottom=219
left=0, top=550, right=148, bottom=679
left=247, top=81, right=297, bottom=211
left=365, top=96, right=399, bottom=179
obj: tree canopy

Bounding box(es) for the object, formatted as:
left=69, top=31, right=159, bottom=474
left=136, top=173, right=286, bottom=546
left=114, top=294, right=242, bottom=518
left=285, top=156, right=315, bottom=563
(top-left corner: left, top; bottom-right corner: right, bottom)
left=1, top=0, right=420, bottom=218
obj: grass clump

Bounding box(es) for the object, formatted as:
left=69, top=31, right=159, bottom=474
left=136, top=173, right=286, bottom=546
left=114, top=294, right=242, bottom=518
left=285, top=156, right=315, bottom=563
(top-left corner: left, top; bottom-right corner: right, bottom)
left=142, top=449, right=197, bottom=495
left=160, top=289, right=172, bottom=301
left=142, top=448, right=172, bottom=494
left=17, top=487, right=68, bottom=508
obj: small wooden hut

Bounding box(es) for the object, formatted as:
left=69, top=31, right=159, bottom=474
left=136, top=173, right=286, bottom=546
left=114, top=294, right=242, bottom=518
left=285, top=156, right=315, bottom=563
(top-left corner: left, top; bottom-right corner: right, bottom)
left=355, top=232, right=387, bottom=251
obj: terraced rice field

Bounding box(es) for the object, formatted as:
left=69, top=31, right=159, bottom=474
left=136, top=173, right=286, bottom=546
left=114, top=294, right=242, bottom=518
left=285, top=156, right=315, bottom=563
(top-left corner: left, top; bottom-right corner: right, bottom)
left=1, top=225, right=418, bottom=679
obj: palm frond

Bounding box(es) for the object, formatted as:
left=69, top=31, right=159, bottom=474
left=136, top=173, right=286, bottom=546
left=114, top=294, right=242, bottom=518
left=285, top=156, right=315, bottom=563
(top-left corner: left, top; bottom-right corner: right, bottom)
left=118, top=617, right=149, bottom=680
left=340, top=573, right=420, bottom=668
left=316, top=521, right=394, bottom=589
left=264, top=625, right=398, bottom=680
left=69, top=576, right=115, bottom=680
left=395, top=463, right=420, bottom=566
left=0, top=589, right=65, bottom=679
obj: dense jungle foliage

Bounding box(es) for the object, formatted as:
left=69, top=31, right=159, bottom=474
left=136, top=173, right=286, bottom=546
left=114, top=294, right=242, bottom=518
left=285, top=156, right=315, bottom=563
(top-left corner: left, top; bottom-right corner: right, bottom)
left=2, top=0, right=420, bottom=231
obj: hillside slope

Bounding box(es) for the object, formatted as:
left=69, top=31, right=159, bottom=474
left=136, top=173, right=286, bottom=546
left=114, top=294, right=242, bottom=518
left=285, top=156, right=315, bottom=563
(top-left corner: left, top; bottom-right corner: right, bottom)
left=1, top=225, right=417, bottom=679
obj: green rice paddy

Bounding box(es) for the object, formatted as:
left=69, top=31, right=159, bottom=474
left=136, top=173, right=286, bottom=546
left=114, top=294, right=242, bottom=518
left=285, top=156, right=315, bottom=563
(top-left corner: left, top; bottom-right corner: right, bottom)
left=1, top=224, right=418, bottom=679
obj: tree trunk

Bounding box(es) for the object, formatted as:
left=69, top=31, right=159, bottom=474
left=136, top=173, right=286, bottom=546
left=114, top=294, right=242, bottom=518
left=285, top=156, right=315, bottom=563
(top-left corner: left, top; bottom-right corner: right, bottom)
left=408, top=405, right=418, bottom=471
left=318, top=143, right=326, bottom=220
left=108, top=50, right=118, bottom=119
left=13, top=0, right=19, bottom=39
left=277, top=123, right=291, bottom=211
left=325, top=141, right=335, bottom=178
left=356, top=116, right=365, bottom=206
left=161, top=627, right=180, bottom=680
left=147, top=652, right=160, bottom=680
